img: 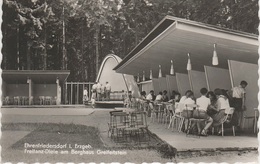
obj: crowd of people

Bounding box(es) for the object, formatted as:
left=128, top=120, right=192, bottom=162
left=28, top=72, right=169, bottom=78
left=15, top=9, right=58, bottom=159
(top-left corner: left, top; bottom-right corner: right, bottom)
left=83, top=79, right=248, bottom=135
left=137, top=80, right=248, bottom=136
left=83, top=81, right=111, bottom=108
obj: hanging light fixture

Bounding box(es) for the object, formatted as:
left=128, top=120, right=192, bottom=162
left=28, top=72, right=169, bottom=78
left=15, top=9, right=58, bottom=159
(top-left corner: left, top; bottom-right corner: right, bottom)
left=150, top=69, right=153, bottom=79
left=212, top=43, right=218, bottom=65
left=170, top=60, right=174, bottom=75
left=137, top=73, right=140, bottom=82
left=142, top=71, right=145, bottom=81
left=187, top=53, right=192, bottom=71
left=158, top=65, right=162, bottom=78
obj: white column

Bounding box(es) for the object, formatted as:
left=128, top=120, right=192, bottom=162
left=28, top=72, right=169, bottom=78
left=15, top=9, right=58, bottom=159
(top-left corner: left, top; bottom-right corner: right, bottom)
left=27, top=78, right=32, bottom=105
left=56, top=78, right=60, bottom=105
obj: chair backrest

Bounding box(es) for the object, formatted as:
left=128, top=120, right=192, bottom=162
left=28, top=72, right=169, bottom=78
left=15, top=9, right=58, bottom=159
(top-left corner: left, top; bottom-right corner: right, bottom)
left=130, top=111, right=147, bottom=127
left=166, top=104, right=173, bottom=111
left=109, top=110, right=124, bottom=116
left=223, top=107, right=235, bottom=122
left=39, top=96, right=45, bottom=99
left=225, top=107, right=235, bottom=115
left=175, top=102, right=179, bottom=109
left=185, top=104, right=197, bottom=110
left=177, top=103, right=185, bottom=112
left=111, top=112, right=128, bottom=126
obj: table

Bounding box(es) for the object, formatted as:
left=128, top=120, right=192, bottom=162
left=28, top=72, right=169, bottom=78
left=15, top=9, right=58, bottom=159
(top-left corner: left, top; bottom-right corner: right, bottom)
left=39, top=96, right=45, bottom=105
left=14, top=96, right=21, bottom=105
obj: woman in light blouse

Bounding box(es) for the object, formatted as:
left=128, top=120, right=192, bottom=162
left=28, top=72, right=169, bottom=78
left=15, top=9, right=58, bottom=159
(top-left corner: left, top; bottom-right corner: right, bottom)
left=208, top=89, right=230, bottom=135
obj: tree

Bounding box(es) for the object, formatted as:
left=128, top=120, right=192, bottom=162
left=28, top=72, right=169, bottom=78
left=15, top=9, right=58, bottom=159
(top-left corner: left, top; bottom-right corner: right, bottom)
left=2, top=0, right=258, bottom=82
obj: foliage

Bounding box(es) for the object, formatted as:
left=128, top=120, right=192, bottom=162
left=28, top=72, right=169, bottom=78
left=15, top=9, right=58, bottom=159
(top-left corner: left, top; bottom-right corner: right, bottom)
left=2, top=0, right=258, bottom=81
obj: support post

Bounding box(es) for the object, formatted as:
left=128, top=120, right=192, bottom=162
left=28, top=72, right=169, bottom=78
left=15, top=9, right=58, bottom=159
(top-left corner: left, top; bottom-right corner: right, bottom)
left=77, top=83, right=79, bottom=104
left=56, top=78, right=60, bottom=105
left=70, top=83, right=73, bottom=104
left=65, top=82, right=67, bottom=104
left=27, top=78, right=32, bottom=105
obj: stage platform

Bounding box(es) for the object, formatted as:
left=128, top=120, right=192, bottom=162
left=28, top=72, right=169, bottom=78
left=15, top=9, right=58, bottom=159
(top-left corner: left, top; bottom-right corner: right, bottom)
left=95, top=101, right=124, bottom=108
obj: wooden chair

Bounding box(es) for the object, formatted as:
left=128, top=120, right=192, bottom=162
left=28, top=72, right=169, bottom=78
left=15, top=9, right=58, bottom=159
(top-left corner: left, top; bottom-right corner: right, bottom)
left=39, top=96, right=45, bottom=105
left=110, top=111, right=129, bottom=142
left=108, top=110, right=124, bottom=138
left=4, top=96, right=10, bottom=105
left=22, top=96, right=29, bottom=105
left=168, top=103, right=185, bottom=132
left=157, top=103, right=164, bottom=123
left=14, top=96, right=20, bottom=105
left=150, top=102, right=159, bottom=123
left=221, top=107, right=236, bottom=136
left=125, top=111, right=149, bottom=143
left=183, top=104, right=200, bottom=136
left=242, top=108, right=258, bottom=133
left=163, top=103, right=173, bottom=127
left=52, top=96, right=57, bottom=105
left=29, top=96, right=34, bottom=105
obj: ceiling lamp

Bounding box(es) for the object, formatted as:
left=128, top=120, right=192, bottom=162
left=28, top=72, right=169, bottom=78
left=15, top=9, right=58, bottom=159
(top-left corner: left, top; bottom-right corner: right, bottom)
left=158, top=65, right=162, bottom=78
left=187, top=53, right=192, bottom=71
left=150, top=69, right=153, bottom=79
left=142, top=71, right=145, bottom=81
left=170, top=60, right=174, bottom=75
left=212, top=43, right=219, bottom=65
left=137, top=73, right=140, bottom=82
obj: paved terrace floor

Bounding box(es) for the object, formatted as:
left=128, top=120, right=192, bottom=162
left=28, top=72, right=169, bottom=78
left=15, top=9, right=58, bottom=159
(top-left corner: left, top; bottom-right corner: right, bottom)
left=1, top=107, right=258, bottom=152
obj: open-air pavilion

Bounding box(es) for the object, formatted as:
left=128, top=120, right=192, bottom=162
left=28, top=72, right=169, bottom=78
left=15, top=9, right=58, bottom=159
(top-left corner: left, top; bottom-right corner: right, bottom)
left=2, top=70, right=70, bottom=106
left=114, top=16, right=258, bottom=130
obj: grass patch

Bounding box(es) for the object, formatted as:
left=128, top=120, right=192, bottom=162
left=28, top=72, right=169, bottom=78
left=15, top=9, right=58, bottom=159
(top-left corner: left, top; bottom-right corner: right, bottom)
left=3, top=122, right=177, bottom=163
left=8, top=123, right=105, bottom=150
left=2, top=122, right=41, bottom=131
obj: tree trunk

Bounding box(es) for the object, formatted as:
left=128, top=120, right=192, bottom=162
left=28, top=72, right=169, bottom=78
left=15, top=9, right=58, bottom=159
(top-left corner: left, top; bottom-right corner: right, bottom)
left=81, top=21, right=85, bottom=80
left=17, top=24, right=20, bottom=70
left=95, top=25, right=100, bottom=77
left=3, top=9, right=7, bottom=70
left=62, top=5, right=67, bottom=70
left=43, top=24, right=47, bottom=70
left=26, top=43, right=31, bottom=70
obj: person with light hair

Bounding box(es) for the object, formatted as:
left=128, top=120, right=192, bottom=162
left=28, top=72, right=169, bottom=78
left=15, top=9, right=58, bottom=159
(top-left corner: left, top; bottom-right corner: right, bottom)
left=105, top=81, right=111, bottom=100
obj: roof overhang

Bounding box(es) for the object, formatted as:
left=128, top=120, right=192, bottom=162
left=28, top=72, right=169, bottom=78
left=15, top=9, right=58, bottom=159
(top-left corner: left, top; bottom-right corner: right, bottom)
left=114, top=16, right=258, bottom=77
left=2, top=70, right=70, bottom=84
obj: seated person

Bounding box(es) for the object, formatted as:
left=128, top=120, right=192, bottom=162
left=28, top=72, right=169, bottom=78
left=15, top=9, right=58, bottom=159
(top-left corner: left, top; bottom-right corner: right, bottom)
left=211, top=88, right=231, bottom=135
left=175, top=90, right=193, bottom=113
left=182, top=90, right=196, bottom=132
left=196, top=88, right=213, bottom=136
left=138, top=91, right=147, bottom=109
left=170, top=90, right=177, bottom=100
left=146, top=90, right=156, bottom=110
left=155, top=91, right=163, bottom=104
left=174, top=92, right=181, bottom=102
left=162, top=90, right=169, bottom=102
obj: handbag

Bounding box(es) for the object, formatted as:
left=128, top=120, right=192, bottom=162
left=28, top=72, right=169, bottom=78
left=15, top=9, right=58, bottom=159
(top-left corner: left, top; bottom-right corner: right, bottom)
left=207, top=105, right=217, bottom=116
left=193, top=109, right=200, bottom=118
left=193, top=109, right=208, bottom=119
left=181, top=110, right=193, bottom=118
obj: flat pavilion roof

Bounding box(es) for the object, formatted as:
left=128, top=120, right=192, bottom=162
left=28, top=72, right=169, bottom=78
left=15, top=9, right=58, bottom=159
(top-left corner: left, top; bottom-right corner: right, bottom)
left=2, top=70, right=70, bottom=84
left=114, top=16, right=258, bottom=77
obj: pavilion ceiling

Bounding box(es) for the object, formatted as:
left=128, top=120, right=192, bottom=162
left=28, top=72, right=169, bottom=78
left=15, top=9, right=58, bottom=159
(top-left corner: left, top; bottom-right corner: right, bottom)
left=2, top=70, right=70, bottom=84
left=114, top=16, right=258, bottom=78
